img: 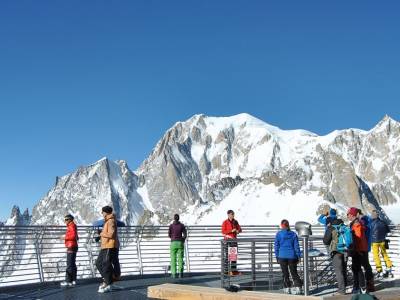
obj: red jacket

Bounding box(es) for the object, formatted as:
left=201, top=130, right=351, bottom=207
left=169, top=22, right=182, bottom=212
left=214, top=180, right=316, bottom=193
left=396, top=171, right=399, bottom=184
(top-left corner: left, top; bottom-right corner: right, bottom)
left=350, top=219, right=368, bottom=252
left=222, top=218, right=242, bottom=239
left=64, top=222, right=78, bottom=249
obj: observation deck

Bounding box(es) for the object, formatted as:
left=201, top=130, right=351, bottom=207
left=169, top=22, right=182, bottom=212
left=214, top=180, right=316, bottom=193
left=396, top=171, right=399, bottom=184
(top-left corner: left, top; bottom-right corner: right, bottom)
left=0, top=225, right=399, bottom=299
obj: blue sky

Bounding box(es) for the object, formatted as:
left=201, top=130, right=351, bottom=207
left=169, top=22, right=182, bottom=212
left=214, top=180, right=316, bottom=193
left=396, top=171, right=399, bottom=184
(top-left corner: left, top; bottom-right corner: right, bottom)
left=1, top=1, right=400, bottom=221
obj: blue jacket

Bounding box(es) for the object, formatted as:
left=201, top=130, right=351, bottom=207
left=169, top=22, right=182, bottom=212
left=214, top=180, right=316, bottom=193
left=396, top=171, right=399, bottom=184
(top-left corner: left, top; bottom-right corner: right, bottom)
left=317, top=214, right=337, bottom=229
left=274, top=229, right=301, bottom=259
left=370, top=218, right=390, bottom=243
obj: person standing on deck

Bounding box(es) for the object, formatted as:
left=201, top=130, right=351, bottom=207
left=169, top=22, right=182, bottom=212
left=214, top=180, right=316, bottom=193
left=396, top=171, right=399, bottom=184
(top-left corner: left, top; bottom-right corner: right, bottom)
left=168, top=214, right=187, bottom=278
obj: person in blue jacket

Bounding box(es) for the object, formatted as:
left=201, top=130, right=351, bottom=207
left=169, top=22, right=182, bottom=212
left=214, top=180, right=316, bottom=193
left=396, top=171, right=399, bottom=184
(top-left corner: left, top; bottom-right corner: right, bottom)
left=318, top=208, right=337, bottom=229
left=274, top=219, right=302, bottom=295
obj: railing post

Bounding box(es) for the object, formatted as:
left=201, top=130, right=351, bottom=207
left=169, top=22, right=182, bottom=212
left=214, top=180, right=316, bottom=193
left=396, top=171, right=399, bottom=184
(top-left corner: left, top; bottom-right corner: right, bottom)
left=184, top=226, right=191, bottom=273
left=34, top=228, right=45, bottom=283
left=303, top=236, right=309, bottom=296
left=86, top=228, right=96, bottom=278
left=136, top=226, right=143, bottom=275
left=221, top=240, right=230, bottom=288
left=220, top=240, right=224, bottom=288
left=251, top=241, right=256, bottom=286
left=268, top=241, right=273, bottom=290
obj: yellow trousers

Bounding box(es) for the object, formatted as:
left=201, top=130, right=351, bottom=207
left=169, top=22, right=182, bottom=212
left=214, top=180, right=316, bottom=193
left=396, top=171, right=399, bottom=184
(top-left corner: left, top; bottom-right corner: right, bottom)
left=372, top=241, right=392, bottom=272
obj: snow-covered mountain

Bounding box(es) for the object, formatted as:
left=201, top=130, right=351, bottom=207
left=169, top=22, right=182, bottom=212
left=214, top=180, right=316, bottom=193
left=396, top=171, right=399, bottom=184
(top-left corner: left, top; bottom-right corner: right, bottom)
left=24, top=113, right=400, bottom=225
left=6, top=206, right=31, bottom=226
left=30, top=158, right=153, bottom=225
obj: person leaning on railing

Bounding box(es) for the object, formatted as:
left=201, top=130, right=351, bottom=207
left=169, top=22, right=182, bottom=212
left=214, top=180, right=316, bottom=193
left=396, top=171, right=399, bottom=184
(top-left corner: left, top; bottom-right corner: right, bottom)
left=60, top=214, right=78, bottom=288
left=221, top=209, right=242, bottom=276
left=96, top=206, right=119, bottom=293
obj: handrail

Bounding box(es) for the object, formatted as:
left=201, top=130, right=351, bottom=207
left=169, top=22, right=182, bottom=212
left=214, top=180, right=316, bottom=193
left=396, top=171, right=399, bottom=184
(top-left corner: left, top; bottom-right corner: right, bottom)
left=0, top=224, right=399, bottom=288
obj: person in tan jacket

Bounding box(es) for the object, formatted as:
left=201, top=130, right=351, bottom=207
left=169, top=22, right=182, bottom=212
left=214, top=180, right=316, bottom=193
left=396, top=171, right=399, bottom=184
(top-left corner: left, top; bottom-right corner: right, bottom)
left=96, top=206, right=119, bottom=293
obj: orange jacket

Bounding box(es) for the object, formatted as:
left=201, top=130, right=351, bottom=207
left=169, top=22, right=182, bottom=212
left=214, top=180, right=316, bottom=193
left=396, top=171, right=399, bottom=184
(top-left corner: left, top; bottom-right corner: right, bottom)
left=222, top=218, right=242, bottom=239
left=100, top=214, right=119, bottom=249
left=350, top=219, right=368, bottom=252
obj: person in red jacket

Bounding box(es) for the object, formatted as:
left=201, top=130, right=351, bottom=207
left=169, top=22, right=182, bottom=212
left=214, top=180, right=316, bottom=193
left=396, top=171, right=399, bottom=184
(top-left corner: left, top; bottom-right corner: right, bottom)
left=347, top=207, right=374, bottom=294
left=60, top=214, right=78, bottom=287
left=221, top=210, right=242, bottom=275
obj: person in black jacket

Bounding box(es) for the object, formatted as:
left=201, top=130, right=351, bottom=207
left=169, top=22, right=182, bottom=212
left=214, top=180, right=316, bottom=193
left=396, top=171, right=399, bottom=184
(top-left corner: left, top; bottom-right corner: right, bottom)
left=323, top=218, right=348, bottom=295
left=168, top=214, right=187, bottom=278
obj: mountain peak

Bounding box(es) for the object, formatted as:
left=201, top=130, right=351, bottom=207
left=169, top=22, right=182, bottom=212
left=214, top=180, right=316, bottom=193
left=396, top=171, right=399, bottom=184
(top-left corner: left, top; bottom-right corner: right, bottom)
left=371, top=115, right=399, bottom=134
left=10, top=205, right=21, bottom=218
left=96, top=157, right=109, bottom=163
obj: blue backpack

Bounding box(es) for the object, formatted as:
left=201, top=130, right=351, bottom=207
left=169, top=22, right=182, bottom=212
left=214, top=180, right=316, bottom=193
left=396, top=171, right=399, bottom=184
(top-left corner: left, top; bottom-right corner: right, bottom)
left=330, top=223, right=353, bottom=253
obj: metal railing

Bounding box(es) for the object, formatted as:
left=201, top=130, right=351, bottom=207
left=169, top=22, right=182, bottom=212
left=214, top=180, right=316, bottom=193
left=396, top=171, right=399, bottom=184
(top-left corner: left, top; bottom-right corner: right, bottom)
left=220, top=236, right=335, bottom=295
left=221, top=226, right=400, bottom=295
left=0, top=225, right=399, bottom=289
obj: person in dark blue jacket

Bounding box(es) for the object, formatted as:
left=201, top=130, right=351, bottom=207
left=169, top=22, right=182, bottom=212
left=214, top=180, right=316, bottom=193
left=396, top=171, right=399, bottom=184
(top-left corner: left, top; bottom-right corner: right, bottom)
left=274, top=219, right=302, bottom=295
left=370, top=210, right=393, bottom=278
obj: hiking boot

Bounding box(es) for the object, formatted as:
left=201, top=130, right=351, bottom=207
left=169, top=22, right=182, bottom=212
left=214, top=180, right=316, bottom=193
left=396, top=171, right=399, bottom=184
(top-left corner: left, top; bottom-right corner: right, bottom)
left=229, top=271, right=242, bottom=276
left=375, top=271, right=384, bottom=279
left=60, top=281, right=73, bottom=287
left=384, top=268, right=394, bottom=278
left=98, top=282, right=106, bottom=292
left=291, top=286, right=302, bottom=295
left=98, top=284, right=112, bottom=293
left=283, top=287, right=291, bottom=294
left=366, top=280, right=375, bottom=293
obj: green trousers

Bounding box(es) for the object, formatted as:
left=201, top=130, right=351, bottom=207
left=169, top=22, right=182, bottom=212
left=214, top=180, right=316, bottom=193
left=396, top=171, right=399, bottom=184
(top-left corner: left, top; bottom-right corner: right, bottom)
left=170, top=241, right=184, bottom=275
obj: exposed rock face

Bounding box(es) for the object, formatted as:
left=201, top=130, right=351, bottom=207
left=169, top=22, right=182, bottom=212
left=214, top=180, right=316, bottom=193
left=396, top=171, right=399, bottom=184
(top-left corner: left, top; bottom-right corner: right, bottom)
left=136, top=114, right=400, bottom=223
left=30, top=158, right=150, bottom=225
left=1, top=206, right=31, bottom=276
left=14, top=113, right=400, bottom=225
left=5, top=206, right=31, bottom=226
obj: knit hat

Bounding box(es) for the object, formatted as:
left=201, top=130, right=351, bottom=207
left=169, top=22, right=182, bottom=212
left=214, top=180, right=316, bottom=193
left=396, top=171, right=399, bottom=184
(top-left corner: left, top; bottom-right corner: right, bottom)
left=329, top=208, right=337, bottom=217
left=347, top=207, right=358, bottom=217
left=102, top=206, right=113, bottom=214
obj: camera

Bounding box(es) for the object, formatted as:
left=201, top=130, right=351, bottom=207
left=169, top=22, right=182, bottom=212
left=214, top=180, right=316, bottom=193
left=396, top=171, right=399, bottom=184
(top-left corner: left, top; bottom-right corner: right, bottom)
left=93, top=228, right=102, bottom=243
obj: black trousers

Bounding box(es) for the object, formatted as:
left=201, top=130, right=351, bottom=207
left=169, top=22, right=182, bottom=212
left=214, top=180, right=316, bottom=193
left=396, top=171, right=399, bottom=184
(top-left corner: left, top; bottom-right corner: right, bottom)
left=331, top=253, right=347, bottom=294
left=112, top=248, right=121, bottom=278
left=351, top=251, right=373, bottom=289
left=279, top=258, right=302, bottom=288
left=66, top=247, right=78, bottom=283
left=96, top=248, right=118, bottom=285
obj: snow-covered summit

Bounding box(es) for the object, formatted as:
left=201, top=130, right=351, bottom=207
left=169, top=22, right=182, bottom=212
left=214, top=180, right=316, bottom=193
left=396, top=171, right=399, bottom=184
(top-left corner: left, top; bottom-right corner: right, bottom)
left=15, top=113, right=400, bottom=226
left=137, top=113, right=400, bottom=224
